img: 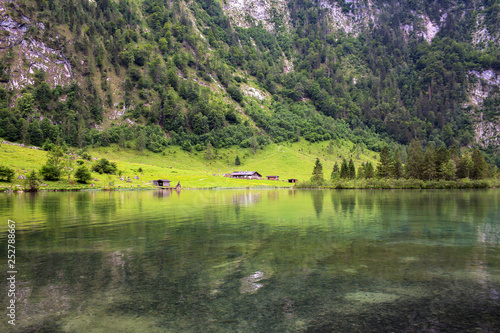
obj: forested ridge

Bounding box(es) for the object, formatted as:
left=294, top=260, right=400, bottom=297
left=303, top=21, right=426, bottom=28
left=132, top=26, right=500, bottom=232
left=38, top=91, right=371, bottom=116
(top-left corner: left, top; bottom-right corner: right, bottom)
left=1, top=0, right=500, bottom=167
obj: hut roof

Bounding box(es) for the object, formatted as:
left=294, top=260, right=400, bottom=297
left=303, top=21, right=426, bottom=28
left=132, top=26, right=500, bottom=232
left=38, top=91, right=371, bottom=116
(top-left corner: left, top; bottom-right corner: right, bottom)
left=231, top=171, right=262, bottom=177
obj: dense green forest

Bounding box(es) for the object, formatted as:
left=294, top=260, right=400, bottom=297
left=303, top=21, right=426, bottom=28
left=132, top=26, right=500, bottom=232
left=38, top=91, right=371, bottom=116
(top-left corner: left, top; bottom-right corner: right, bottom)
left=0, top=0, right=499, bottom=167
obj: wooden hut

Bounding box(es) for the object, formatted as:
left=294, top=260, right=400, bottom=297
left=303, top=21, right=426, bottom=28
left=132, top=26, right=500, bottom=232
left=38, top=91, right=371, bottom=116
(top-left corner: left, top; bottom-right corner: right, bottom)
left=266, top=175, right=279, bottom=181
left=153, top=179, right=171, bottom=187
left=287, top=178, right=298, bottom=183
left=230, top=171, right=262, bottom=179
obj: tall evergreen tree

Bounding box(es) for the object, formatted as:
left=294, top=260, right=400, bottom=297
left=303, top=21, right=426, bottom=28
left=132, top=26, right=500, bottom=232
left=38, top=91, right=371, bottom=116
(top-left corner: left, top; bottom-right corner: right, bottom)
left=471, top=149, right=488, bottom=179
left=235, top=155, right=241, bottom=166
left=311, top=158, right=324, bottom=183
left=377, top=146, right=391, bottom=178
left=422, top=145, right=437, bottom=180
left=456, top=152, right=473, bottom=179
left=365, top=162, right=374, bottom=179
left=406, top=139, right=423, bottom=179
left=331, top=162, right=339, bottom=180
left=392, top=149, right=403, bottom=179
left=28, top=121, right=43, bottom=147
left=340, top=158, right=349, bottom=179
left=348, top=158, right=356, bottom=179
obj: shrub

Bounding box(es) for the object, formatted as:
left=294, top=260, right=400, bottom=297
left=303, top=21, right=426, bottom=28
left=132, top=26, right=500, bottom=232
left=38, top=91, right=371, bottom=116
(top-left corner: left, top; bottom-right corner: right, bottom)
left=92, top=158, right=118, bottom=174
left=74, top=166, right=92, bottom=183
left=0, top=165, right=14, bottom=182
left=39, top=164, right=61, bottom=181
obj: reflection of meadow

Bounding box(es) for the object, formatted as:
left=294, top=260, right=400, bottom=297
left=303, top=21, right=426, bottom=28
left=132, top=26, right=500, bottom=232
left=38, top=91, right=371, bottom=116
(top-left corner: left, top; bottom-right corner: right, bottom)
left=0, top=190, right=499, bottom=332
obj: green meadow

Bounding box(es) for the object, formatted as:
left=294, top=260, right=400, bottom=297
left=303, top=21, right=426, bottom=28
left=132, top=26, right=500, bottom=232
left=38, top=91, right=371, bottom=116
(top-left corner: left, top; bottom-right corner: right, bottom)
left=0, top=139, right=379, bottom=190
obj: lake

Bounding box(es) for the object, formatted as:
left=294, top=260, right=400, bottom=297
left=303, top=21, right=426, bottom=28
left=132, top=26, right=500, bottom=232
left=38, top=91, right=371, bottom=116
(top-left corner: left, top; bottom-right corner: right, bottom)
left=1, top=189, right=499, bottom=332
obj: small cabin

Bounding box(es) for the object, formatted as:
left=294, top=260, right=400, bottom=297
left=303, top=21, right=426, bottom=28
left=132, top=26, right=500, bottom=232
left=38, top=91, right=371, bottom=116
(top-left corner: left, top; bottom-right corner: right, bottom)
left=287, top=178, right=298, bottom=183
left=230, top=171, right=262, bottom=179
left=153, top=179, right=171, bottom=187
left=266, top=175, right=279, bottom=181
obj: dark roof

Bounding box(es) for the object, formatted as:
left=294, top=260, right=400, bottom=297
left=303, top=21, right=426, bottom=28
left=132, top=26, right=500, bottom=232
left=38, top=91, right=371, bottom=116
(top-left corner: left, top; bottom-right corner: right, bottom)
left=155, top=179, right=171, bottom=182
left=231, top=171, right=262, bottom=176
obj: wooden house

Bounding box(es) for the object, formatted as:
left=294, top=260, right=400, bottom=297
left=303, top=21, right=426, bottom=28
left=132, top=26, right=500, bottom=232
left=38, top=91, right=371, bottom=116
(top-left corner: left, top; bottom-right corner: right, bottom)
left=266, top=175, right=279, bottom=181
left=287, top=178, right=298, bottom=183
left=153, top=179, right=171, bottom=187
left=230, top=171, right=262, bottom=179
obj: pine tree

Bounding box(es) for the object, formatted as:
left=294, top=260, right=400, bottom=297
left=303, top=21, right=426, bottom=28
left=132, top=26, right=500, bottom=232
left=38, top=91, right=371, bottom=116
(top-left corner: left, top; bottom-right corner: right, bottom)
left=377, top=146, right=391, bottom=178
left=311, top=158, right=324, bottom=183
left=422, top=145, right=437, bottom=180
left=392, top=149, right=403, bottom=179
left=471, top=149, right=488, bottom=179
left=28, top=121, right=44, bottom=147
left=442, top=159, right=457, bottom=180
left=235, top=155, right=241, bottom=166
left=365, top=162, right=374, bottom=178
left=331, top=162, right=339, bottom=180
left=348, top=158, right=355, bottom=179
left=406, top=139, right=423, bottom=179
left=340, top=158, right=349, bottom=179
left=456, top=153, right=473, bottom=179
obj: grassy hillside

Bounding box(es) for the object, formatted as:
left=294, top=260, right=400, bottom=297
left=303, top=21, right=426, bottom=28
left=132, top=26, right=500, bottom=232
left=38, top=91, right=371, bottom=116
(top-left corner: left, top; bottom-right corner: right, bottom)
left=0, top=139, right=379, bottom=190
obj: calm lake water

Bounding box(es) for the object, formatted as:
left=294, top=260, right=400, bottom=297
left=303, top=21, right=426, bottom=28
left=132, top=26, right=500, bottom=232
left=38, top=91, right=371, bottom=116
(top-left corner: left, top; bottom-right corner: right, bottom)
left=1, top=189, right=499, bottom=332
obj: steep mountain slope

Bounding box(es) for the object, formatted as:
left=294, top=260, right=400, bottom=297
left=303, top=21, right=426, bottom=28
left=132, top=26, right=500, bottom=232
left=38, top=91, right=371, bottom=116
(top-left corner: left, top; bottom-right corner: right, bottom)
left=0, top=0, right=499, bottom=164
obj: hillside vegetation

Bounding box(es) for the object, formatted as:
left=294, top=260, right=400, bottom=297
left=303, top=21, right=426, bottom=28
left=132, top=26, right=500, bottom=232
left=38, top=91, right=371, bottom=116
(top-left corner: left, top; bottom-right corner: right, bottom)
left=0, top=0, right=499, bottom=173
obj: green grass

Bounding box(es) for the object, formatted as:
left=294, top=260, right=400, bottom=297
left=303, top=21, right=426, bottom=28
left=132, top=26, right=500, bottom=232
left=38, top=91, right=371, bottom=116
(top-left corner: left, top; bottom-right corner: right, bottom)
left=0, top=139, right=379, bottom=190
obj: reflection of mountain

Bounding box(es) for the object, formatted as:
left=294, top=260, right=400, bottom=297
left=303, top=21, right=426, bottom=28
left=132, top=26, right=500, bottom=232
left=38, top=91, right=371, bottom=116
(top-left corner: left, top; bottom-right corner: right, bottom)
left=232, top=192, right=262, bottom=207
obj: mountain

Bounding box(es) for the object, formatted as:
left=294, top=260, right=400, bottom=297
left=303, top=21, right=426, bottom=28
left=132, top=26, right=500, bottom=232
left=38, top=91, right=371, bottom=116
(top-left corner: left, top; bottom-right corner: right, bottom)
left=0, top=0, right=499, bottom=164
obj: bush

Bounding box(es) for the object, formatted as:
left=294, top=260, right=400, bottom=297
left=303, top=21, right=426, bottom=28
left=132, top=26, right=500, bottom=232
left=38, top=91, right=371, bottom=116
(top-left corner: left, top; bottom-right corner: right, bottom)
left=92, top=158, right=118, bottom=174
left=0, top=165, right=14, bottom=182
left=74, top=165, right=92, bottom=183
left=24, top=170, right=40, bottom=192
left=39, top=164, right=61, bottom=181
left=80, top=152, right=92, bottom=161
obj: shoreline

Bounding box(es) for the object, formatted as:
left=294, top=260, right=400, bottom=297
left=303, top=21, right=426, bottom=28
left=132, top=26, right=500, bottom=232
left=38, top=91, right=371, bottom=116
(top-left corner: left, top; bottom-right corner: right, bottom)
left=2, top=179, right=499, bottom=193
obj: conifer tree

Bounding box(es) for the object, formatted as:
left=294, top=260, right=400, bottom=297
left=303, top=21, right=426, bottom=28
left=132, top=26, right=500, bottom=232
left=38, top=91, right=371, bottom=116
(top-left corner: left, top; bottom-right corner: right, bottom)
left=348, top=158, right=356, bottom=179
left=392, top=150, right=403, bottom=179
left=365, top=162, right=374, bottom=178
left=235, top=155, right=241, bottom=166
left=377, top=146, right=391, bottom=178
left=406, top=139, right=423, bottom=179
left=311, top=158, right=324, bottom=183
left=456, top=152, right=473, bottom=178
left=471, top=149, right=487, bottom=179
left=422, top=145, right=437, bottom=180
left=331, top=162, right=339, bottom=180
left=340, top=158, right=349, bottom=179
left=442, top=159, right=457, bottom=180
left=29, top=121, right=43, bottom=147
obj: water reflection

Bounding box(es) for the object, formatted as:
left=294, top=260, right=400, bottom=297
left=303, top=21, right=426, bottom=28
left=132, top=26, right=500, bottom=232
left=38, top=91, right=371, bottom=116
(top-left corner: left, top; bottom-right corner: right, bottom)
left=0, top=189, right=499, bottom=332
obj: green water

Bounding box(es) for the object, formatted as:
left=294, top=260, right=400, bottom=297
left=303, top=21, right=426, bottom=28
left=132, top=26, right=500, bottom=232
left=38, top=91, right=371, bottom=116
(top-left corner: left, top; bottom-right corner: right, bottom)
left=1, top=189, right=499, bottom=332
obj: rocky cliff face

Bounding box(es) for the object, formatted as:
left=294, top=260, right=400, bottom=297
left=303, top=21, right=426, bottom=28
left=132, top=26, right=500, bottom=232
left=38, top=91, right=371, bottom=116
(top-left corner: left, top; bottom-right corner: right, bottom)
left=0, top=0, right=72, bottom=91
left=224, top=0, right=500, bottom=147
